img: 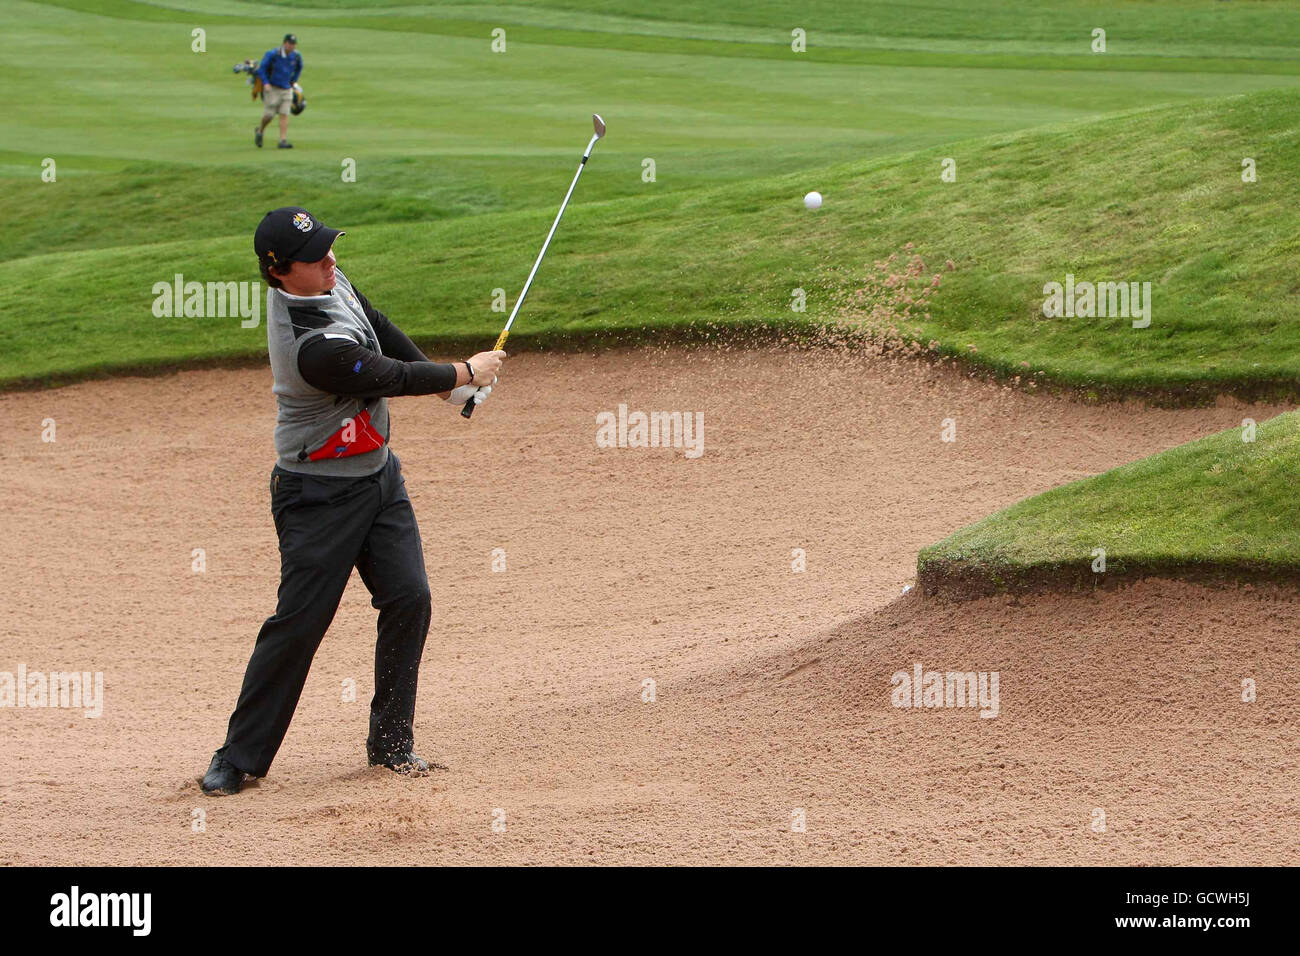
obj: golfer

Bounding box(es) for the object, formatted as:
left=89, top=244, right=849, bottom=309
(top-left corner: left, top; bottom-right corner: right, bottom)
left=201, top=206, right=505, bottom=795
left=255, top=33, right=302, bottom=149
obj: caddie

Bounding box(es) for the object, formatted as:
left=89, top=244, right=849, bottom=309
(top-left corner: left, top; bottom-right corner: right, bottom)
left=255, top=33, right=302, bottom=149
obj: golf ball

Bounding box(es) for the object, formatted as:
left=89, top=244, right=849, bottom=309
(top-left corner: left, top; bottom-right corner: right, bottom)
left=804, top=191, right=823, bottom=210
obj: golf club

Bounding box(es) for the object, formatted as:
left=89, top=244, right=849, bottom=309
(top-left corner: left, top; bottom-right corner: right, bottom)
left=462, top=112, right=607, bottom=419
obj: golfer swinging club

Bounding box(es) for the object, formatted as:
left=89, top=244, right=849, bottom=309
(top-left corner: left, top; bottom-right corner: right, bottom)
left=201, top=206, right=505, bottom=795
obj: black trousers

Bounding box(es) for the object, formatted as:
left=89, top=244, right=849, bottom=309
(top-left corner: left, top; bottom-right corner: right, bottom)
left=220, top=452, right=431, bottom=777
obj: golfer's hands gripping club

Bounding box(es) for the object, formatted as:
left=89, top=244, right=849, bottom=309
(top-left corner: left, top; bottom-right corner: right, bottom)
left=459, top=350, right=506, bottom=419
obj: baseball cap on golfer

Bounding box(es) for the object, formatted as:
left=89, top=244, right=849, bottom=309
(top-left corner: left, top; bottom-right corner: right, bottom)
left=254, top=207, right=343, bottom=265
left=284, top=34, right=297, bottom=44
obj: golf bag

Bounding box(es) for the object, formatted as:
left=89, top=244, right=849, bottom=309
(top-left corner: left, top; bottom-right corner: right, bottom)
left=232, top=59, right=263, bottom=99
left=232, top=60, right=305, bottom=113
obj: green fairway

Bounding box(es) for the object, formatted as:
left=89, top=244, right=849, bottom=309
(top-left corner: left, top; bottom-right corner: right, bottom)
left=918, top=410, right=1300, bottom=593
left=8, top=0, right=1297, bottom=261
left=3, top=0, right=1300, bottom=391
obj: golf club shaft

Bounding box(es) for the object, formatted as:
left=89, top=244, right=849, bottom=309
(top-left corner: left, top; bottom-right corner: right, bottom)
left=462, top=130, right=601, bottom=419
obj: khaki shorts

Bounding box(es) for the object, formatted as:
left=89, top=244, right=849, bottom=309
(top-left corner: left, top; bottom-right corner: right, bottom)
left=263, top=86, right=293, bottom=117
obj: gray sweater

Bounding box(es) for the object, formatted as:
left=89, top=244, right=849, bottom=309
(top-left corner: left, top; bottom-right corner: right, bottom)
left=266, top=270, right=395, bottom=477
left=266, top=269, right=418, bottom=478
left=267, top=270, right=461, bottom=476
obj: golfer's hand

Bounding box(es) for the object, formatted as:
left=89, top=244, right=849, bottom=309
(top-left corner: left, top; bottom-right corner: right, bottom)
left=448, top=379, right=496, bottom=406
left=468, top=350, right=505, bottom=385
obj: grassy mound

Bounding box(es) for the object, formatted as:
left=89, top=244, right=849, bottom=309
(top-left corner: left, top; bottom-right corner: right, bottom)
left=919, top=410, right=1300, bottom=596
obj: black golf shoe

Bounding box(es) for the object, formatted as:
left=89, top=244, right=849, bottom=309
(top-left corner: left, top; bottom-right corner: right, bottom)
left=200, top=750, right=249, bottom=795
left=254, top=127, right=263, bottom=148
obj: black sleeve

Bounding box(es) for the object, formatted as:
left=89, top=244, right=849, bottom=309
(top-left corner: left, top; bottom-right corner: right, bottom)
left=298, top=334, right=457, bottom=397
left=353, top=286, right=428, bottom=363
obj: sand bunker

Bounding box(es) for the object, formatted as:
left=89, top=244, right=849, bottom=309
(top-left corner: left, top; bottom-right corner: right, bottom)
left=1, top=345, right=1294, bottom=864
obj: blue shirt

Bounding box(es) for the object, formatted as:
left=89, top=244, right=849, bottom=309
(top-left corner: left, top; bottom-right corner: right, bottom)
left=257, top=46, right=302, bottom=90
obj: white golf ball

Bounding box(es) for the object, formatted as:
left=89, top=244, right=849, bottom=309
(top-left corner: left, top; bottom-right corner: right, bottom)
left=804, top=191, right=823, bottom=210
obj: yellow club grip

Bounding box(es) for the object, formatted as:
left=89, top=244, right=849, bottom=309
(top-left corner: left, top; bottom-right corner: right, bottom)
left=462, top=330, right=509, bottom=420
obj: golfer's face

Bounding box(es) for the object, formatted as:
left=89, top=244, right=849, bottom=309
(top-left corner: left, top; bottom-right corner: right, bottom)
left=310, top=247, right=337, bottom=291
left=288, top=245, right=336, bottom=294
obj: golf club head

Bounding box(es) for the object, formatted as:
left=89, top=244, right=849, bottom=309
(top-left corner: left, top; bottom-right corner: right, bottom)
left=592, top=114, right=606, bottom=139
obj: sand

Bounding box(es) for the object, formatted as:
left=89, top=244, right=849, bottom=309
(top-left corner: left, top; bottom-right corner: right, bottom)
left=1, top=345, right=1295, bottom=865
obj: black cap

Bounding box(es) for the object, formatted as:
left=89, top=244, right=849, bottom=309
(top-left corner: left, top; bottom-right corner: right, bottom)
left=284, top=33, right=298, bottom=44
left=254, top=207, right=343, bottom=265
